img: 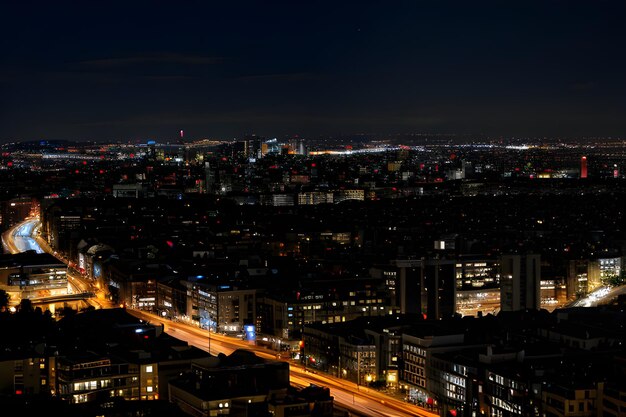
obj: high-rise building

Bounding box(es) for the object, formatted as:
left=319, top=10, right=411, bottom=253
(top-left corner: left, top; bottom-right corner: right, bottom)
left=422, top=258, right=457, bottom=319
left=499, top=254, right=541, bottom=311
left=393, top=258, right=456, bottom=319
left=580, top=156, right=588, bottom=179
left=394, top=259, right=423, bottom=315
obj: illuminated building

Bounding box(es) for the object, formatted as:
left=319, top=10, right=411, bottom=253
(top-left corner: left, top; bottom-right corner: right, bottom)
left=0, top=355, right=48, bottom=396
left=0, top=252, right=68, bottom=303
left=297, top=191, right=334, bottom=205
left=454, top=258, right=500, bottom=317
left=107, top=261, right=162, bottom=310
left=53, top=354, right=145, bottom=403
left=261, top=194, right=295, bottom=206
left=566, top=260, right=601, bottom=300
left=429, top=349, right=482, bottom=417
left=600, top=383, right=626, bottom=417
left=580, top=156, right=587, bottom=179
left=0, top=197, right=35, bottom=230
left=302, top=315, right=415, bottom=386
left=47, top=309, right=207, bottom=405
left=168, top=350, right=291, bottom=417
left=455, top=259, right=499, bottom=291
left=112, top=183, right=149, bottom=198
left=289, top=136, right=306, bottom=155
left=401, top=327, right=466, bottom=407
left=390, top=259, right=422, bottom=314
left=598, top=257, right=621, bottom=281
left=542, top=384, right=596, bottom=417
left=333, top=189, right=365, bottom=203
left=485, top=362, right=532, bottom=417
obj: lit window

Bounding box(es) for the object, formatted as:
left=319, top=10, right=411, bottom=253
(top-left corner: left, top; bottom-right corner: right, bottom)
left=146, top=386, right=153, bottom=393
left=146, top=365, right=153, bottom=373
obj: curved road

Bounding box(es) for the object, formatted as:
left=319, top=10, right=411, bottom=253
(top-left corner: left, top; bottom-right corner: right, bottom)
left=566, top=285, right=626, bottom=308
left=3, top=219, right=110, bottom=309
left=131, top=309, right=437, bottom=417
left=2, top=218, right=45, bottom=254
left=6, top=220, right=437, bottom=416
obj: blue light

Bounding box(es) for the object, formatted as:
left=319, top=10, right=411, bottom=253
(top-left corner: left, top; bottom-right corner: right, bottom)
left=244, top=325, right=256, bottom=342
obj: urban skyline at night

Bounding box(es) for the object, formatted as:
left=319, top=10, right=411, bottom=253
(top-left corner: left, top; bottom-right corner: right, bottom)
left=1, top=2, right=626, bottom=417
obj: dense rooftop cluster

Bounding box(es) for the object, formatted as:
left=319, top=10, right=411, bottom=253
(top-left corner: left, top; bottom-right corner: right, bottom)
left=1, top=136, right=625, bottom=416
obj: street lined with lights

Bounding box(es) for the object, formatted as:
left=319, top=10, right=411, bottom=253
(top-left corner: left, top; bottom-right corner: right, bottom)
left=5, top=218, right=436, bottom=417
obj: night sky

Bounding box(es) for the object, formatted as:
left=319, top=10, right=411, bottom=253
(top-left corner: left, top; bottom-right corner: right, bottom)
left=1, top=1, right=626, bottom=141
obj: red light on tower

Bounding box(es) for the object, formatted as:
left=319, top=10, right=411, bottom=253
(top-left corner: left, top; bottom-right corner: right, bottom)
left=580, top=156, right=587, bottom=179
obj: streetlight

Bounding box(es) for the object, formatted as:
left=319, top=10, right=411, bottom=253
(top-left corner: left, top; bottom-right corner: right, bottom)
left=208, top=314, right=212, bottom=355
left=356, top=350, right=362, bottom=390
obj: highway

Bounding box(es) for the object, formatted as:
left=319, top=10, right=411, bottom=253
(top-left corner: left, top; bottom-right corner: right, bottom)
left=3, top=219, right=112, bottom=310
left=567, top=285, right=626, bottom=308
left=2, top=218, right=45, bottom=254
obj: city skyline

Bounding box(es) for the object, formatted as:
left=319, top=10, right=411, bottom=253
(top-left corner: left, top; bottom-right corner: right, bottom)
left=2, top=1, right=626, bottom=141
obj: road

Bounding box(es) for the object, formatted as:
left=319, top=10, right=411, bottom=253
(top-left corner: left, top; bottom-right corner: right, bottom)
left=2, top=218, right=45, bottom=254
left=567, top=285, right=626, bottom=307
left=7, top=217, right=626, bottom=415
left=3, top=219, right=112, bottom=310
left=130, top=309, right=438, bottom=417
left=5, top=219, right=437, bottom=416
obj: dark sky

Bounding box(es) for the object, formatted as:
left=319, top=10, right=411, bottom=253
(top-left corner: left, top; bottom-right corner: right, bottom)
left=1, top=1, right=626, bottom=141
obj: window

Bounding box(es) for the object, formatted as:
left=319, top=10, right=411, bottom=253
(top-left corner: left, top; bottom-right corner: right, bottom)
left=145, top=365, right=153, bottom=373
left=146, top=386, right=153, bottom=392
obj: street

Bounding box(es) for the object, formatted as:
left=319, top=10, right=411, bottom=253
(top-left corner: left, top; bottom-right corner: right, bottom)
left=4, top=218, right=437, bottom=417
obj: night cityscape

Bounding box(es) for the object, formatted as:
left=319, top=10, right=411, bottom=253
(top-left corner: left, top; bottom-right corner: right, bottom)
left=1, top=2, right=626, bottom=417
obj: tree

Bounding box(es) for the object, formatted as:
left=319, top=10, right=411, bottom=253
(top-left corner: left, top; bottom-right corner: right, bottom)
left=603, top=274, right=625, bottom=288
left=17, top=298, right=34, bottom=315
left=0, top=289, right=9, bottom=312
left=58, top=306, right=77, bottom=318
